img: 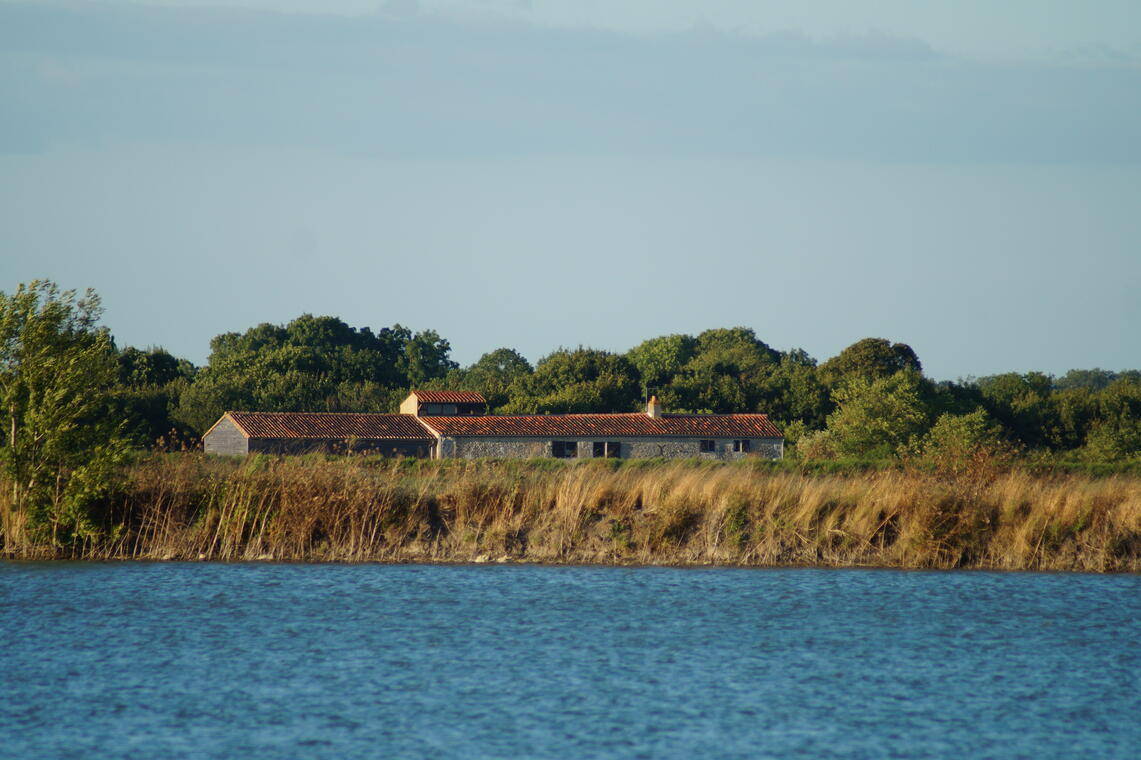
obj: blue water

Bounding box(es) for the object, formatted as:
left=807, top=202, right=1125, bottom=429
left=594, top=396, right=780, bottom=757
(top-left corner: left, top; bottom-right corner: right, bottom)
left=1, top=563, right=1139, bottom=759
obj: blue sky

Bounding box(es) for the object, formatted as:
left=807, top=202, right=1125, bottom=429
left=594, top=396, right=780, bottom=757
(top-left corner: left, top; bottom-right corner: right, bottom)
left=2, top=0, right=1139, bottom=379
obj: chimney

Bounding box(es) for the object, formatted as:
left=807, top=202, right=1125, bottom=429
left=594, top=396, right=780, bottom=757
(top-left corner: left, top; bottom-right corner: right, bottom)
left=647, top=395, right=662, bottom=418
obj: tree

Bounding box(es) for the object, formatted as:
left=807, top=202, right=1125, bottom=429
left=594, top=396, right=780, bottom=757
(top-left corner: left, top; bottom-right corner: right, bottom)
left=0, top=281, right=127, bottom=547
left=1055, top=368, right=1140, bottom=392
left=402, top=329, right=459, bottom=387
left=825, top=370, right=931, bottom=458
left=974, top=372, right=1058, bottom=448
left=447, top=348, right=533, bottom=411
left=626, top=334, right=698, bottom=396
left=661, top=328, right=780, bottom=413
left=173, top=315, right=458, bottom=432
left=502, top=348, right=640, bottom=414
left=818, top=338, right=922, bottom=388
left=112, top=347, right=197, bottom=448
left=1083, top=378, right=1141, bottom=461
left=918, top=408, right=1008, bottom=473
left=757, top=349, right=831, bottom=430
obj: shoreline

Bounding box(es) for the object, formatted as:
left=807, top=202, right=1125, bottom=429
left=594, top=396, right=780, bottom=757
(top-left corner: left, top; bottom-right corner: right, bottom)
left=4, top=555, right=1139, bottom=576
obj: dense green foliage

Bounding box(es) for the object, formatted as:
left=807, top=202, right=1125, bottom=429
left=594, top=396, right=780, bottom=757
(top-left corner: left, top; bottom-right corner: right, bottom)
left=2, top=281, right=1139, bottom=491
left=173, top=315, right=456, bottom=432
left=159, top=311, right=1140, bottom=466
left=0, top=281, right=129, bottom=546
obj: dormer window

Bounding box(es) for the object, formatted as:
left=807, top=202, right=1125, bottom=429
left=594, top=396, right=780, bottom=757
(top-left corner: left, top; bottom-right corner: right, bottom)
left=400, top=391, right=488, bottom=417
left=423, top=404, right=458, bottom=416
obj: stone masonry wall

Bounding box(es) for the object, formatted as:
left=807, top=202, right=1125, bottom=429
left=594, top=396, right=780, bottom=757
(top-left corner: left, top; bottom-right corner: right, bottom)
left=447, top=437, right=782, bottom=461
left=247, top=438, right=433, bottom=457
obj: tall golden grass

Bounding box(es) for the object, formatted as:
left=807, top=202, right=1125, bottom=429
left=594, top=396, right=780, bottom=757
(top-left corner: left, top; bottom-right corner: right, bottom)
left=2, top=455, right=1139, bottom=571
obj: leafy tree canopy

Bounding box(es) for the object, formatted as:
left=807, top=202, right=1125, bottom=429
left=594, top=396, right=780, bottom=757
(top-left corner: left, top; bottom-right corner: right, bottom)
left=502, top=348, right=640, bottom=414
left=174, top=315, right=456, bottom=432
left=818, top=338, right=922, bottom=388
left=973, top=372, right=1058, bottom=448
left=626, top=334, right=697, bottom=395
left=918, top=408, right=1008, bottom=473
left=0, top=281, right=128, bottom=546
left=113, top=347, right=197, bottom=448
left=118, top=346, right=194, bottom=388
left=630, top=328, right=782, bottom=414
left=825, top=369, right=932, bottom=458
left=441, top=348, right=534, bottom=411
left=1055, top=368, right=1141, bottom=391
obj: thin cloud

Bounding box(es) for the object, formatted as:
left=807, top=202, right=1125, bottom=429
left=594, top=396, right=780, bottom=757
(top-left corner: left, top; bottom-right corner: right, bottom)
left=2, top=1, right=1139, bottom=162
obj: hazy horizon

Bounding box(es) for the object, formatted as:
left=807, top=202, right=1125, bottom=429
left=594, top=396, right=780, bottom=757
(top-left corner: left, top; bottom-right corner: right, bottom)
left=2, top=1, right=1139, bottom=380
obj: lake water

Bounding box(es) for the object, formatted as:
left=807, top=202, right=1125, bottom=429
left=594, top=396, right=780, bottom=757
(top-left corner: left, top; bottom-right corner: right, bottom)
left=1, top=563, right=1139, bottom=759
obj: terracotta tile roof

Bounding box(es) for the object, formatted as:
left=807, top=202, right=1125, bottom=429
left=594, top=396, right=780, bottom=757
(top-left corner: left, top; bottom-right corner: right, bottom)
left=419, top=413, right=783, bottom=439
left=409, top=390, right=487, bottom=404
left=226, top=412, right=434, bottom=441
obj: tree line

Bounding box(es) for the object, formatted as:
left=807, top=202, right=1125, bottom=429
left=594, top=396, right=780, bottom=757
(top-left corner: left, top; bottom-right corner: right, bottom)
left=3, top=280, right=1140, bottom=546
left=117, top=310, right=1140, bottom=466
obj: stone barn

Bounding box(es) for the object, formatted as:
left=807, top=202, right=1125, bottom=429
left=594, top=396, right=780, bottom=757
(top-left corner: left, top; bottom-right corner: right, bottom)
left=416, top=396, right=783, bottom=460
left=203, top=393, right=783, bottom=460
left=203, top=411, right=436, bottom=457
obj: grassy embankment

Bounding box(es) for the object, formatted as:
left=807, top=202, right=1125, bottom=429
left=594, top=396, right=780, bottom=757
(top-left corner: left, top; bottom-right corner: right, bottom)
left=2, top=455, right=1140, bottom=571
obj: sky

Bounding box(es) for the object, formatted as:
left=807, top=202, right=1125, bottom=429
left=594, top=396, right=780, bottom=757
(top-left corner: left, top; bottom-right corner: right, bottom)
left=1, top=0, right=1139, bottom=380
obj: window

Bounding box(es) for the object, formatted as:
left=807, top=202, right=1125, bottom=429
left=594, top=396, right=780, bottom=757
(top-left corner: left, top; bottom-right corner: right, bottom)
left=422, top=404, right=458, bottom=416
left=552, top=441, right=577, bottom=458
left=699, top=439, right=715, bottom=453
left=732, top=439, right=751, bottom=453
left=592, top=441, right=622, bottom=458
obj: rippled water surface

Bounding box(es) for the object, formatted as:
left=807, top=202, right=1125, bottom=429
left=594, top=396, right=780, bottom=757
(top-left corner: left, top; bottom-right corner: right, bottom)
left=2, top=562, right=1139, bottom=759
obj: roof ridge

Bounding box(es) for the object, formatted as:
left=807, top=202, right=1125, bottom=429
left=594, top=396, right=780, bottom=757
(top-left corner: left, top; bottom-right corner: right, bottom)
left=228, top=410, right=411, bottom=416
left=662, top=412, right=771, bottom=418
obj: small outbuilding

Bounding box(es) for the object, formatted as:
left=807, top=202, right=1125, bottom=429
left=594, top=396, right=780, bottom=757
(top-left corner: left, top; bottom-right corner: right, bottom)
left=203, top=411, right=435, bottom=457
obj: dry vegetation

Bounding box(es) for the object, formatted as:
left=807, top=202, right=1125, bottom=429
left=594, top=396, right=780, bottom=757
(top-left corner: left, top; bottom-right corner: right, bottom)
left=3, top=454, right=1140, bottom=572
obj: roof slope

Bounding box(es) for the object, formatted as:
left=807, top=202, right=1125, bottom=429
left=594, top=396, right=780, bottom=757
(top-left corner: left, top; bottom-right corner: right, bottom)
left=225, top=412, right=434, bottom=440
left=420, top=413, right=783, bottom=439
left=409, top=390, right=487, bottom=404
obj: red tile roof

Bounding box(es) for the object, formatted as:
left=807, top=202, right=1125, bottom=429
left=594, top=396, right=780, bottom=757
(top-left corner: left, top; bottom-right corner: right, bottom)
left=410, top=390, right=487, bottom=404
left=226, top=412, right=434, bottom=441
left=419, top=413, right=783, bottom=439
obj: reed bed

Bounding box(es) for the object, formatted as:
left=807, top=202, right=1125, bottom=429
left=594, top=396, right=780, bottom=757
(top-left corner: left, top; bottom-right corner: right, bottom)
left=2, top=455, right=1139, bottom=572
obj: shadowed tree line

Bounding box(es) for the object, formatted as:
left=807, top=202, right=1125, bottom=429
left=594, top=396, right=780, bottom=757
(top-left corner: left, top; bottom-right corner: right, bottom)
left=6, top=280, right=1140, bottom=463
left=2, top=280, right=1140, bottom=549
left=111, top=306, right=1140, bottom=467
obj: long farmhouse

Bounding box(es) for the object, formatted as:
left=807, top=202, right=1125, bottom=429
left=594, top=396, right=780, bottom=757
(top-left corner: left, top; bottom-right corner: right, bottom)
left=203, top=390, right=784, bottom=460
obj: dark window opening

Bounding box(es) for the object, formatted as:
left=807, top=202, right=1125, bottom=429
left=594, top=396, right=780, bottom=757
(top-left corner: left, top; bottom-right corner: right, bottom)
left=699, top=439, right=715, bottom=453
left=552, top=441, right=577, bottom=458
left=592, top=441, right=622, bottom=458
left=733, top=439, right=751, bottom=452
left=422, top=403, right=458, bottom=416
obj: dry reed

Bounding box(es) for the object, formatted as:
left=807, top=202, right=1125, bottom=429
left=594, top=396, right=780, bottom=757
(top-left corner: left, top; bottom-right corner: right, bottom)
left=2, top=455, right=1139, bottom=572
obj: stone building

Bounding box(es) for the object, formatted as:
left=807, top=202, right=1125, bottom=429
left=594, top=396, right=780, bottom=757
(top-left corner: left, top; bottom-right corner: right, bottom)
left=204, top=392, right=783, bottom=460
left=202, top=411, right=435, bottom=457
